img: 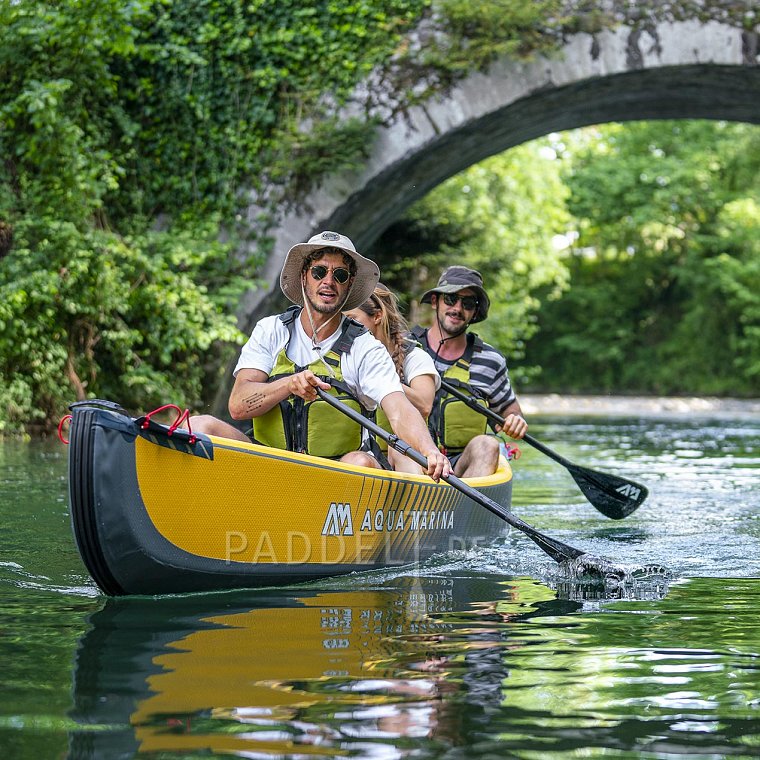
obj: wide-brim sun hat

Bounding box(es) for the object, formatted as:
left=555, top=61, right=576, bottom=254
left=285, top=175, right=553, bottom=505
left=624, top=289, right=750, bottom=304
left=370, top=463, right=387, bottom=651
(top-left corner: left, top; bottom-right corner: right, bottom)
left=280, top=231, right=380, bottom=312
left=419, top=265, right=490, bottom=323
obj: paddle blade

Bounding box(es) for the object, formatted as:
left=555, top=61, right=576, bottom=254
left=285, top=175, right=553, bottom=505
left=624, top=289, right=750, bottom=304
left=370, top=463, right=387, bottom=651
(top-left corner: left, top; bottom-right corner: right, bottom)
left=566, top=465, right=648, bottom=520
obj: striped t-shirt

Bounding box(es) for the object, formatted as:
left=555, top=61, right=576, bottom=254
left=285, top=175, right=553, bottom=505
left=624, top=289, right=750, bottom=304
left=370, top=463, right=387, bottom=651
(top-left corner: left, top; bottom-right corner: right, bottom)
left=421, top=329, right=517, bottom=415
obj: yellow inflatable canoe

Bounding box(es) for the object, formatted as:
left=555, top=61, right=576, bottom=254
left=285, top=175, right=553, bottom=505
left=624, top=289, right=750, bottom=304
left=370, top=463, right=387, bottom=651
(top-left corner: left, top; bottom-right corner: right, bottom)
left=67, top=400, right=513, bottom=595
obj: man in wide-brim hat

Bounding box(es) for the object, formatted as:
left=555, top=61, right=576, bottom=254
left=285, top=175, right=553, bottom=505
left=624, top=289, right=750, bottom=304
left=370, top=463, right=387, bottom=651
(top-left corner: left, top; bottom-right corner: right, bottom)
left=191, top=231, right=450, bottom=482
left=412, top=265, right=527, bottom=478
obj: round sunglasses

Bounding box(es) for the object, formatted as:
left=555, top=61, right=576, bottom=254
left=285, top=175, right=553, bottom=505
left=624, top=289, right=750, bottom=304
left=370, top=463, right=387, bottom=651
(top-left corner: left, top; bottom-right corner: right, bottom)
left=442, top=293, right=479, bottom=311
left=309, top=265, right=351, bottom=284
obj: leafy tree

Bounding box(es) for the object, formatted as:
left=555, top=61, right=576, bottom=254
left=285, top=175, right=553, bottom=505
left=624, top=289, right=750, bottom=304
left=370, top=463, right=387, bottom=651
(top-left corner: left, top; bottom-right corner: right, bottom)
left=3, top=0, right=757, bottom=435
left=0, top=217, right=243, bottom=435
left=525, top=121, right=760, bottom=396
left=107, top=0, right=430, bottom=218
left=1, top=0, right=579, bottom=434
left=0, top=0, right=430, bottom=434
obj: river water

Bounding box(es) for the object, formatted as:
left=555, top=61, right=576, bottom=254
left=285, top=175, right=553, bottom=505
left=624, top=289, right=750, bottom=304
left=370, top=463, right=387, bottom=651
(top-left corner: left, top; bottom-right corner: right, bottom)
left=1, top=407, right=758, bottom=758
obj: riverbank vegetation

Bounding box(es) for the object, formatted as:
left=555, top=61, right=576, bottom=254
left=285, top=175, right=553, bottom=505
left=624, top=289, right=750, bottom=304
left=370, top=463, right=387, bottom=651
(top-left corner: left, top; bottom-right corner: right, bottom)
left=527, top=121, right=759, bottom=396
left=1, top=1, right=757, bottom=434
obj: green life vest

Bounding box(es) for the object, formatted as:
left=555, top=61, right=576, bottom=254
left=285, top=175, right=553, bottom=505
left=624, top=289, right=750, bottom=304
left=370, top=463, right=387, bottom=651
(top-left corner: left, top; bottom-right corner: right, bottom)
left=374, top=407, right=392, bottom=453
left=411, top=326, right=490, bottom=454
left=251, top=307, right=371, bottom=458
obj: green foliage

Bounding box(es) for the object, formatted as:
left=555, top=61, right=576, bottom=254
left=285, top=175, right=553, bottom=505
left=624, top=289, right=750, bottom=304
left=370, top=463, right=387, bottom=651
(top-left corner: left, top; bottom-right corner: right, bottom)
left=431, top=0, right=568, bottom=73
left=0, top=0, right=147, bottom=224
left=525, top=121, right=760, bottom=396
left=109, top=0, right=429, bottom=217
left=0, top=217, right=245, bottom=435
left=2, top=0, right=757, bottom=434
left=665, top=197, right=760, bottom=390
left=1, top=0, right=429, bottom=434
left=381, top=119, right=759, bottom=398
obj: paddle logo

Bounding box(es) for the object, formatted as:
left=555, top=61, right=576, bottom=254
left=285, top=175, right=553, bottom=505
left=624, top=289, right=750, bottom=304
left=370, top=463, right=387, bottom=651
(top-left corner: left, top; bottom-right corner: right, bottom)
left=615, top=483, right=641, bottom=501
left=322, top=503, right=354, bottom=536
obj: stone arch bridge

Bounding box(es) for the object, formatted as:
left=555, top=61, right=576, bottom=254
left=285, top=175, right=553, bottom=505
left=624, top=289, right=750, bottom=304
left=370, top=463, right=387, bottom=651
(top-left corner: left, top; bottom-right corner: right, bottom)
left=241, top=16, right=758, bottom=324
left=217, top=14, right=759, bottom=410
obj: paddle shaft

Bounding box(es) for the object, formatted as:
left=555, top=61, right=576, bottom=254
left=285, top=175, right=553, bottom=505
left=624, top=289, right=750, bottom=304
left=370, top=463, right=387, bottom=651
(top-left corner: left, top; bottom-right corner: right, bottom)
left=315, top=387, right=584, bottom=564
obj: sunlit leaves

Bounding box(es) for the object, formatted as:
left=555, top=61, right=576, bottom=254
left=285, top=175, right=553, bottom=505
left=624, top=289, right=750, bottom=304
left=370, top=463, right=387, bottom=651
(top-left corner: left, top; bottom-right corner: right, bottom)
left=526, top=121, right=760, bottom=396
left=0, top=218, right=245, bottom=434
left=111, top=0, right=429, bottom=216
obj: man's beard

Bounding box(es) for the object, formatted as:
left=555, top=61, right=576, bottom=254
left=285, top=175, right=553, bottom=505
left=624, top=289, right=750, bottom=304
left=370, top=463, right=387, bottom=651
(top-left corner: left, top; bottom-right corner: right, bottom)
left=439, top=312, right=468, bottom=337
left=305, top=291, right=341, bottom=316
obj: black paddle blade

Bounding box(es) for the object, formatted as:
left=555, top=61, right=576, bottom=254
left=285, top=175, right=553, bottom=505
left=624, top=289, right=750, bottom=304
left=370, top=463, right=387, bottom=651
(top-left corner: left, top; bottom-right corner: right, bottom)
left=566, top=465, right=648, bottom=520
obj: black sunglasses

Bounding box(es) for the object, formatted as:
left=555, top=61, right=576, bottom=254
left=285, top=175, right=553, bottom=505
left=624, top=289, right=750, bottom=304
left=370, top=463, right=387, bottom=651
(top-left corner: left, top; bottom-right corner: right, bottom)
left=309, top=265, right=351, bottom=284
left=442, top=293, right=479, bottom=311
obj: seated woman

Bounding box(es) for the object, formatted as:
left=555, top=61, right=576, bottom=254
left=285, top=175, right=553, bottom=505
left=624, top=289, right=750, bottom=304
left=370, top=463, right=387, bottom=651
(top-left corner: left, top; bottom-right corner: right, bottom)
left=344, top=284, right=440, bottom=474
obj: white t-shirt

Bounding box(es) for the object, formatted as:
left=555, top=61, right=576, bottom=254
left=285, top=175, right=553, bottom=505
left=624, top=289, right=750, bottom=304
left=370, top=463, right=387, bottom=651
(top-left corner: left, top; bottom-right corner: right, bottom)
left=234, top=313, right=403, bottom=410
left=404, top=346, right=441, bottom=391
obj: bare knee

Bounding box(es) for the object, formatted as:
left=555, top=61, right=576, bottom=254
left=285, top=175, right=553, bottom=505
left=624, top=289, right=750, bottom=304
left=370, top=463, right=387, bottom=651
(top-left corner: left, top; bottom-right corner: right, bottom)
left=189, top=415, right=249, bottom=442
left=189, top=414, right=212, bottom=431
left=471, top=434, right=500, bottom=458
left=455, top=435, right=500, bottom=477
left=189, top=414, right=221, bottom=434
left=340, top=451, right=380, bottom=469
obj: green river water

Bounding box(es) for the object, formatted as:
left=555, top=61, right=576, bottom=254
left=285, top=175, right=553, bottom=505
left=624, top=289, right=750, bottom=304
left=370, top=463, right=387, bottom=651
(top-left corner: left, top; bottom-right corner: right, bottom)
left=1, top=411, right=758, bottom=758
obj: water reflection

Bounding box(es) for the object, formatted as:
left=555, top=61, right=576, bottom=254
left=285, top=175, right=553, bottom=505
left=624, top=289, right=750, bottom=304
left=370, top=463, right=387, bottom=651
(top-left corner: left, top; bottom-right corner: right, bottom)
left=4, top=413, right=759, bottom=758
left=58, top=574, right=760, bottom=758
left=68, top=575, right=539, bottom=757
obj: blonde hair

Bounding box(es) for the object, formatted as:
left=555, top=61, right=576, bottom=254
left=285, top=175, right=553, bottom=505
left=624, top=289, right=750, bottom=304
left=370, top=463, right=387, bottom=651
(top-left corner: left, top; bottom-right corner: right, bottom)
left=357, top=284, right=409, bottom=380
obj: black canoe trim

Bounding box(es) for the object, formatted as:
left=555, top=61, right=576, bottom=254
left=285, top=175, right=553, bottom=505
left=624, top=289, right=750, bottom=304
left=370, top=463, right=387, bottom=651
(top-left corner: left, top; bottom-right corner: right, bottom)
left=69, top=406, right=125, bottom=595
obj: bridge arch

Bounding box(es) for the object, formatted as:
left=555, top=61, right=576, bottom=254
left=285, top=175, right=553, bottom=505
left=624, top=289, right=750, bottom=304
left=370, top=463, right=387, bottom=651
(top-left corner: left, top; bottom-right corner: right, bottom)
left=236, top=17, right=759, bottom=332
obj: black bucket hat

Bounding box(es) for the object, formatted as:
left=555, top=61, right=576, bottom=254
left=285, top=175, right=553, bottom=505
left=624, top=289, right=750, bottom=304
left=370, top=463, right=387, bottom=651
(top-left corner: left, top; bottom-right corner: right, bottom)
left=419, top=265, right=490, bottom=323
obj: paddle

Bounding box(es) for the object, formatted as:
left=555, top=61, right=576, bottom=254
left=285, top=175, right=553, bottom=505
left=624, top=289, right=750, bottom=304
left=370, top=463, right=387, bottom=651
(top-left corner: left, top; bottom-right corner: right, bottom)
left=315, top=387, right=587, bottom=565
left=438, top=379, right=648, bottom=520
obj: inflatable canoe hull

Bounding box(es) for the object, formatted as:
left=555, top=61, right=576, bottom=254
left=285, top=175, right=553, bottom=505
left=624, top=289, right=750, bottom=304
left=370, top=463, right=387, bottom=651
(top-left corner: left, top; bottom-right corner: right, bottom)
left=67, top=401, right=513, bottom=595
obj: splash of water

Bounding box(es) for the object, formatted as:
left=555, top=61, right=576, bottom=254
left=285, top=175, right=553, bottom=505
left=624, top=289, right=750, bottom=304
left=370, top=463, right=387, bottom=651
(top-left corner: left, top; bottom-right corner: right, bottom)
left=545, top=553, right=673, bottom=601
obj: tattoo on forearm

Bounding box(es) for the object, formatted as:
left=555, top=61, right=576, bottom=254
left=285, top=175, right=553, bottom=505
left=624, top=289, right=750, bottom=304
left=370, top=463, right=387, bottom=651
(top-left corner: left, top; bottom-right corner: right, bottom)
left=242, top=392, right=266, bottom=412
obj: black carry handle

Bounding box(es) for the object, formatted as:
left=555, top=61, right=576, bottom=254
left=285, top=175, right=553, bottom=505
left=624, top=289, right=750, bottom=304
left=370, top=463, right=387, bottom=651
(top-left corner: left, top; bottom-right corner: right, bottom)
left=439, top=380, right=648, bottom=520
left=315, top=387, right=586, bottom=564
